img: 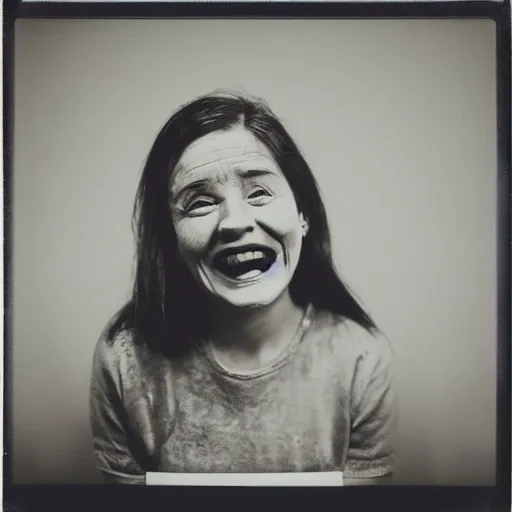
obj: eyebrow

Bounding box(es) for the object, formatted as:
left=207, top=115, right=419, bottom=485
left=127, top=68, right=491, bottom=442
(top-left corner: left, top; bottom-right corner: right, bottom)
left=172, top=168, right=277, bottom=203
left=237, top=168, right=276, bottom=178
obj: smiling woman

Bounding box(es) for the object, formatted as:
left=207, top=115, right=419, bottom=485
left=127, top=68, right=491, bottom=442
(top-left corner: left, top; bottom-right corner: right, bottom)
left=171, top=127, right=306, bottom=311
left=89, top=90, right=398, bottom=485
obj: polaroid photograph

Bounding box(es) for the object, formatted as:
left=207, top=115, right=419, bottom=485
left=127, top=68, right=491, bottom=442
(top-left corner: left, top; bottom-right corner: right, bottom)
left=4, top=3, right=511, bottom=512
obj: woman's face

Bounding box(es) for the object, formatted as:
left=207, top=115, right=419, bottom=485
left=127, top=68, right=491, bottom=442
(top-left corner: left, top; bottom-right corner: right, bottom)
left=170, top=125, right=306, bottom=309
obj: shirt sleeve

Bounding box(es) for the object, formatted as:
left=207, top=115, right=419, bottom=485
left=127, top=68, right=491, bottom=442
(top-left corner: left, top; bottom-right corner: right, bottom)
left=344, top=331, right=398, bottom=479
left=89, top=331, right=146, bottom=484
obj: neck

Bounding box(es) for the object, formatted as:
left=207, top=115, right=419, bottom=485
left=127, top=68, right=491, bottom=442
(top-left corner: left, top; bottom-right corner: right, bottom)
left=207, top=291, right=305, bottom=358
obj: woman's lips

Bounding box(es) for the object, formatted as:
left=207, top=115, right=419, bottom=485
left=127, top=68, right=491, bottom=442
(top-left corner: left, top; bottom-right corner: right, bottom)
left=211, top=245, right=278, bottom=281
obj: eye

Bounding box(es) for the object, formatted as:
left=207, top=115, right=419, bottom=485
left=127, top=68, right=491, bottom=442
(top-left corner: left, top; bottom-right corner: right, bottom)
left=185, top=196, right=218, bottom=214
left=247, top=187, right=272, bottom=205
left=249, top=189, right=268, bottom=198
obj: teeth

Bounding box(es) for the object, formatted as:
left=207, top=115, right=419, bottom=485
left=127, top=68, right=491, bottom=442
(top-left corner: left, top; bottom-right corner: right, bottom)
left=233, top=250, right=266, bottom=263
left=217, top=249, right=274, bottom=268
left=237, top=252, right=248, bottom=262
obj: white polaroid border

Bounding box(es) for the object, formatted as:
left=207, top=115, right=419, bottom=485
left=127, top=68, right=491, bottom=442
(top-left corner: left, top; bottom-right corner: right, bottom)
left=146, top=471, right=344, bottom=487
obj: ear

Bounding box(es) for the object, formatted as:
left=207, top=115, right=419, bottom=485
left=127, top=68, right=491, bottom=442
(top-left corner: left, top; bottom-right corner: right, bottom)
left=299, top=212, right=309, bottom=236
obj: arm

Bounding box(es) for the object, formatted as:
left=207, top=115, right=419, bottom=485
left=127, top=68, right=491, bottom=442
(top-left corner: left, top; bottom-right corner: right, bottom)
left=89, top=333, right=146, bottom=484
left=343, top=332, right=398, bottom=486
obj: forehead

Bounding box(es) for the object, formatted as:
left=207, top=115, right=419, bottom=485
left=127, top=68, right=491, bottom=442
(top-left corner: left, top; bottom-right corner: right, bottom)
left=174, top=127, right=276, bottom=176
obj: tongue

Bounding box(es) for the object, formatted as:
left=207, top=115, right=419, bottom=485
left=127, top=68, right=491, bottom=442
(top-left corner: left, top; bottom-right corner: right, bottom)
left=238, top=269, right=262, bottom=280
left=218, top=257, right=274, bottom=279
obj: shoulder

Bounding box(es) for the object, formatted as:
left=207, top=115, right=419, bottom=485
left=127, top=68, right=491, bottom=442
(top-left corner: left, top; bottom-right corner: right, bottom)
left=93, top=320, right=137, bottom=371
left=92, top=317, right=158, bottom=394
left=312, top=308, right=394, bottom=376
left=316, top=308, right=392, bottom=354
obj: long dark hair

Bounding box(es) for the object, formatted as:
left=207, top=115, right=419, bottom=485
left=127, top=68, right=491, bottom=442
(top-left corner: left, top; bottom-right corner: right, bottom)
left=107, top=90, right=377, bottom=356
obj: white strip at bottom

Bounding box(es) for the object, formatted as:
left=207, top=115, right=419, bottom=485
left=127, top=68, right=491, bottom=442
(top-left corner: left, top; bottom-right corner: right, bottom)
left=146, top=471, right=343, bottom=486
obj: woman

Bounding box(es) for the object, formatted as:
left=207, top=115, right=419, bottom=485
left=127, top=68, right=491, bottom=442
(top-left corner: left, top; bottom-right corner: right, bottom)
left=89, top=91, right=397, bottom=485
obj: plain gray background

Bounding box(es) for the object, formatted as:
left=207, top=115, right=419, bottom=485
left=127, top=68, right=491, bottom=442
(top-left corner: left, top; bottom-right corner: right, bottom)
left=13, top=19, right=497, bottom=485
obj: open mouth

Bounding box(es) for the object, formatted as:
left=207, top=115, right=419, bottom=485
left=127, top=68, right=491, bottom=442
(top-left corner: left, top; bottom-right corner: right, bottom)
left=212, top=245, right=278, bottom=281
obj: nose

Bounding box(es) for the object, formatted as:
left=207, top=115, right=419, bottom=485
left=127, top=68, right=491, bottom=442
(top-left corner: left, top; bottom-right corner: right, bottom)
left=217, top=193, right=255, bottom=241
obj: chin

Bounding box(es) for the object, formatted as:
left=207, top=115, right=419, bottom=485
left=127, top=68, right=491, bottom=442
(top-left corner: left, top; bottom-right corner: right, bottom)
left=203, top=272, right=291, bottom=310
left=210, top=286, right=286, bottom=310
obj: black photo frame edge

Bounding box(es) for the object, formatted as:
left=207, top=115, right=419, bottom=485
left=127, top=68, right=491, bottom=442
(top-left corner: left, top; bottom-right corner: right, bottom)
left=3, top=2, right=511, bottom=512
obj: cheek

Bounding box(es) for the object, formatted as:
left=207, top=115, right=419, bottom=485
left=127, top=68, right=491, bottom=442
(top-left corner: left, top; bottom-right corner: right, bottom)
left=256, top=195, right=303, bottom=240
left=173, top=216, right=218, bottom=257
